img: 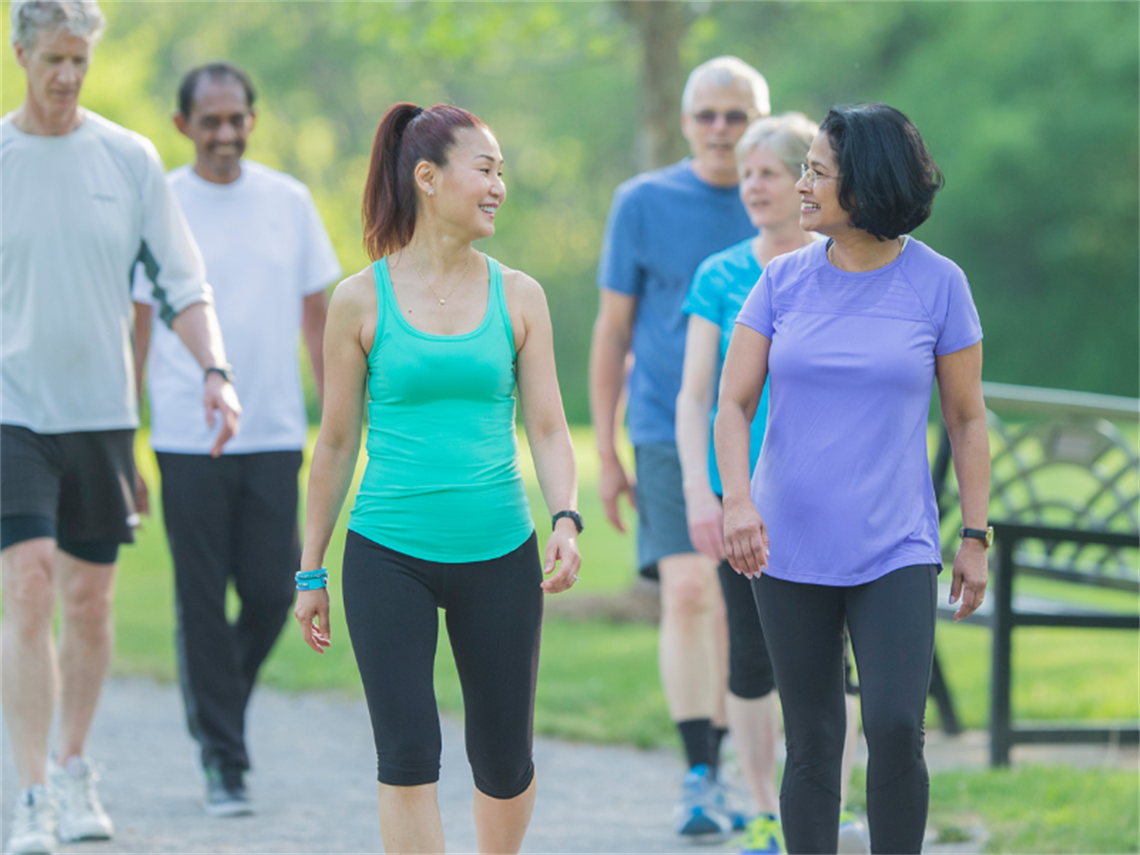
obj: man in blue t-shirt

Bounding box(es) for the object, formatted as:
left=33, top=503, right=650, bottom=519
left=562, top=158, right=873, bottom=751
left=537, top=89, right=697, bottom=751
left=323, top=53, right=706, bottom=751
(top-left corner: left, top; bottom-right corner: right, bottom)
left=589, top=55, right=768, bottom=839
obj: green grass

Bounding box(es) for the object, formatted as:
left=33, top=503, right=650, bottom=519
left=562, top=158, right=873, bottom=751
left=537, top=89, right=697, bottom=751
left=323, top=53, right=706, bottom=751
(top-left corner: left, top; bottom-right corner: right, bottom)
left=838, top=764, right=1139, bottom=853
left=927, top=766, right=1139, bottom=853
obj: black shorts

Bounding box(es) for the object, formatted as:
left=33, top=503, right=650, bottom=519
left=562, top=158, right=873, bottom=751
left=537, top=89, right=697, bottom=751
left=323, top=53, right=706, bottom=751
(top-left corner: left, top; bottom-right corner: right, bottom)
left=1, top=425, right=137, bottom=558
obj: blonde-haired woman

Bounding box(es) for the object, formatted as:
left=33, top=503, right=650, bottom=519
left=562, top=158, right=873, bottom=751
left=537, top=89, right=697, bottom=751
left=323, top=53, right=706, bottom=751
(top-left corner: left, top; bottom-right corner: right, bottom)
left=677, top=113, right=865, bottom=854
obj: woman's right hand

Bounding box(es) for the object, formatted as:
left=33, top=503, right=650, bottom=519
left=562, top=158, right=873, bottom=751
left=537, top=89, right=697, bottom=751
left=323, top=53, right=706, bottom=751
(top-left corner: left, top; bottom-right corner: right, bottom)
left=294, top=587, right=331, bottom=654
left=723, top=498, right=769, bottom=578
left=685, top=485, right=726, bottom=562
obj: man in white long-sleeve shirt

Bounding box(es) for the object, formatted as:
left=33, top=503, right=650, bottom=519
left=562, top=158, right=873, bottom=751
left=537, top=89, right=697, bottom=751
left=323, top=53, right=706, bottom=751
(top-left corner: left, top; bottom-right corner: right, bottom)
left=0, top=4, right=241, bottom=854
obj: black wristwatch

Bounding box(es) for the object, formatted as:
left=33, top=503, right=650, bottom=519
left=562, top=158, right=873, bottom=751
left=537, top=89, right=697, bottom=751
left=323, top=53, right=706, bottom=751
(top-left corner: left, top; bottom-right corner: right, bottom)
left=959, top=526, right=994, bottom=549
left=552, top=510, right=584, bottom=534
left=205, top=364, right=236, bottom=384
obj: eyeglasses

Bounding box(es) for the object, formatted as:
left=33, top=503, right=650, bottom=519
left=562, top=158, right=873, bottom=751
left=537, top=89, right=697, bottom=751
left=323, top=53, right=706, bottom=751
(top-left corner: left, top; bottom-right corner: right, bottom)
left=693, top=110, right=751, bottom=127
left=799, top=163, right=836, bottom=189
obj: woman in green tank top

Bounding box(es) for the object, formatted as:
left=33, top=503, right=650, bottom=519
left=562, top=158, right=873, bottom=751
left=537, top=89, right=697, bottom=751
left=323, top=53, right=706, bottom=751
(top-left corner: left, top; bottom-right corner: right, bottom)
left=293, top=103, right=581, bottom=853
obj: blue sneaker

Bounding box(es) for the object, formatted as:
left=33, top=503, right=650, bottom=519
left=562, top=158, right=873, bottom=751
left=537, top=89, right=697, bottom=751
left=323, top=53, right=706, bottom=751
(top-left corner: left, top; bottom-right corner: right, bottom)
left=837, top=811, right=870, bottom=854
left=711, top=776, right=749, bottom=831
left=671, top=764, right=732, bottom=837
left=734, top=813, right=785, bottom=854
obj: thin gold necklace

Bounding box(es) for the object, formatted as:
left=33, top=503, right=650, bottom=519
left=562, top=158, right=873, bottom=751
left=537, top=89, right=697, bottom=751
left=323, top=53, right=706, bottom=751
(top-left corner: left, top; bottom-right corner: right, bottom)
left=409, top=251, right=474, bottom=306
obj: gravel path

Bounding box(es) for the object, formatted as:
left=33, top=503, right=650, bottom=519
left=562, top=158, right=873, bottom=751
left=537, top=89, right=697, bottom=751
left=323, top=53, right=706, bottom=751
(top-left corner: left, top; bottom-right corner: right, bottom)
left=3, top=677, right=1135, bottom=854
left=2, top=678, right=744, bottom=854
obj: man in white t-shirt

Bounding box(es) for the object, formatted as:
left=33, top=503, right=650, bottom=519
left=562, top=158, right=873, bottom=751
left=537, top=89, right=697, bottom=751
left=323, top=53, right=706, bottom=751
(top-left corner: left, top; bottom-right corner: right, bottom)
left=1, top=4, right=242, bottom=855
left=132, top=62, right=341, bottom=818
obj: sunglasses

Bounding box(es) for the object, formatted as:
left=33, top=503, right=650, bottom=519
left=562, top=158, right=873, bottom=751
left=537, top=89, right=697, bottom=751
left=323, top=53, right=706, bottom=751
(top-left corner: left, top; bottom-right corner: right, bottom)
left=692, top=110, right=752, bottom=127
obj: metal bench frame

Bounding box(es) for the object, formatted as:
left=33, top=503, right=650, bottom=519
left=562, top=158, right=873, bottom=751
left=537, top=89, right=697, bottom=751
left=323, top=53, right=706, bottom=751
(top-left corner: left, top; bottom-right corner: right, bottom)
left=929, top=382, right=1139, bottom=765
left=988, top=521, right=1139, bottom=765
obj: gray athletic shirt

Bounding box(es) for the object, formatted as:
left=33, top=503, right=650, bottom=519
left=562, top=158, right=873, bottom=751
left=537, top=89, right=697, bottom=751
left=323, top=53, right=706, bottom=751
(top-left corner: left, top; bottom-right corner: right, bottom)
left=1, top=110, right=211, bottom=433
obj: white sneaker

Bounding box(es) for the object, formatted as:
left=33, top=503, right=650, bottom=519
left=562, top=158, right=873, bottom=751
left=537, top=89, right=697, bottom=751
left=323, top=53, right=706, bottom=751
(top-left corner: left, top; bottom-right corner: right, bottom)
left=4, top=785, right=56, bottom=855
left=48, top=756, right=114, bottom=842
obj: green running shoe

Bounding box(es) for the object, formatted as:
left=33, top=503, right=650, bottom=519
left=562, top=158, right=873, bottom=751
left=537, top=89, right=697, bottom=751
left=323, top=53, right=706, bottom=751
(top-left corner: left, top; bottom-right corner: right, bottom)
left=733, top=812, right=784, bottom=854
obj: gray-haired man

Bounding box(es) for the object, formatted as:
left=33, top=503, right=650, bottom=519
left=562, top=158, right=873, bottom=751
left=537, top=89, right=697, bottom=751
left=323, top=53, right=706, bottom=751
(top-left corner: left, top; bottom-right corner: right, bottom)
left=590, top=56, right=769, bottom=838
left=1, top=3, right=240, bottom=853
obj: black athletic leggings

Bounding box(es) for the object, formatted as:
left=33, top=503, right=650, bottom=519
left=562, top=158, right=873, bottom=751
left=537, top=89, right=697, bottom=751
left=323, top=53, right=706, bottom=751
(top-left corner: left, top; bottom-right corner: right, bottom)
left=342, top=529, right=543, bottom=799
left=719, top=560, right=859, bottom=699
left=754, top=564, right=938, bottom=855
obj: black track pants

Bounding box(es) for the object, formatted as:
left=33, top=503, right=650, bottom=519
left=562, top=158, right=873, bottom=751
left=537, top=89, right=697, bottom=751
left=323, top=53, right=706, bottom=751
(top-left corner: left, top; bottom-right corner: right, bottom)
left=158, top=451, right=301, bottom=773
left=342, top=530, right=543, bottom=799
left=754, top=564, right=938, bottom=854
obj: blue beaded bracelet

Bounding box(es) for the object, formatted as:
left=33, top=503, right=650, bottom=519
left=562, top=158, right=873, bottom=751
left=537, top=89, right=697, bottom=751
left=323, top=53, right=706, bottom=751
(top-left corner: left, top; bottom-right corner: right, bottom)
left=295, top=568, right=328, bottom=591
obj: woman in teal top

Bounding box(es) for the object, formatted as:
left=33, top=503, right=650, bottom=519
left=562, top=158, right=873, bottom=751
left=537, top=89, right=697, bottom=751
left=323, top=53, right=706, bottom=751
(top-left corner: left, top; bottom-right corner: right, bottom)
left=676, top=113, right=867, bottom=855
left=294, top=103, right=580, bottom=855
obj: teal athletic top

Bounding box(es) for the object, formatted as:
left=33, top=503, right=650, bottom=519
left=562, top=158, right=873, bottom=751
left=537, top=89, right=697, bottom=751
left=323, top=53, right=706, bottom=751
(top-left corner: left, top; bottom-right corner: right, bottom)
left=347, top=254, right=534, bottom=562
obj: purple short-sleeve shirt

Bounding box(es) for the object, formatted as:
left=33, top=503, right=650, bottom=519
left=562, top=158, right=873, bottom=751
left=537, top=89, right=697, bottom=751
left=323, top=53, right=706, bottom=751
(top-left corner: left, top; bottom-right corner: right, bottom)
left=734, top=238, right=983, bottom=586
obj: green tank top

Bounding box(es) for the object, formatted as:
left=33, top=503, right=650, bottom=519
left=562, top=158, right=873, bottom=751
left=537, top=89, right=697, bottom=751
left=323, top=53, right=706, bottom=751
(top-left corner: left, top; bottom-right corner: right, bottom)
left=347, top=254, right=534, bottom=562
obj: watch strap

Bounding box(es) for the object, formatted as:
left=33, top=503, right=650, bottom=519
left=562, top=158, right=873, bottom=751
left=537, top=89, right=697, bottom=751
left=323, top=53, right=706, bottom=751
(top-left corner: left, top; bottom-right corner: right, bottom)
left=959, top=526, right=994, bottom=549
left=205, top=364, right=235, bottom=384
left=552, top=510, right=584, bottom=533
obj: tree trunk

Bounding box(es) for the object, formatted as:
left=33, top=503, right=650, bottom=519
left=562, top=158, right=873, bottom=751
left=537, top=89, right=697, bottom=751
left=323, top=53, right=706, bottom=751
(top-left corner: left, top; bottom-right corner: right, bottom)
left=617, top=1, right=692, bottom=171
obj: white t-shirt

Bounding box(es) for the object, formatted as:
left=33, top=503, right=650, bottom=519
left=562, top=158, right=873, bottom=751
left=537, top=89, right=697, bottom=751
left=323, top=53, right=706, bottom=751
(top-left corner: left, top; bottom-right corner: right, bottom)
left=1, top=110, right=211, bottom=433
left=134, top=161, right=341, bottom=454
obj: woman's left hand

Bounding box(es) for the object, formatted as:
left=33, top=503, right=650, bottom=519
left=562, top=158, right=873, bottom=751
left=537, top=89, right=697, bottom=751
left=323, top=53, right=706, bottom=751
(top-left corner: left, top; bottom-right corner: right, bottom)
left=950, top=540, right=989, bottom=621
left=541, top=522, right=582, bottom=594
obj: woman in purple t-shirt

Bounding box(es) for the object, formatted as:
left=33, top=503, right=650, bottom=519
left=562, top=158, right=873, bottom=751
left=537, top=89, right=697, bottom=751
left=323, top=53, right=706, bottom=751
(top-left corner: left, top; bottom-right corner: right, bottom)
left=715, top=104, right=991, bottom=854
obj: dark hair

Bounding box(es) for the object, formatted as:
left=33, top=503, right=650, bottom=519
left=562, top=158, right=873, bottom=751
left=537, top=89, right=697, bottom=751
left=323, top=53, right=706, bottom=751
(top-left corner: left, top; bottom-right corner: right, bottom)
left=362, top=103, right=486, bottom=261
left=177, top=62, right=257, bottom=117
left=819, top=103, right=944, bottom=240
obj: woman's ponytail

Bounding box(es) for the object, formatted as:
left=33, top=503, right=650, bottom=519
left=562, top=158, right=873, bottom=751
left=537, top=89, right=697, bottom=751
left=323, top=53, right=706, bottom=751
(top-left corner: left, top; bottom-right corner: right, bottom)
left=363, top=102, right=422, bottom=260
left=362, top=102, right=486, bottom=260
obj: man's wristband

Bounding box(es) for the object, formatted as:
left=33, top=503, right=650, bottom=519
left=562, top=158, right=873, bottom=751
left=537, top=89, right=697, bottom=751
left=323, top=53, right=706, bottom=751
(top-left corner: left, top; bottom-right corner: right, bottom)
left=295, top=568, right=328, bottom=591
left=205, top=364, right=236, bottom=384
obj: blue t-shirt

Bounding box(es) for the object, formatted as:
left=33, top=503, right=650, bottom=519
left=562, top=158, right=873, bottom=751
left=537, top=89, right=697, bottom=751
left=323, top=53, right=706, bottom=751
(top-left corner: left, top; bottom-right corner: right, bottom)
left=598, top=160, right=754, bottom=446
left=682, top=238, right=769, bottom=495
left=735, top=238, right=983, bottom=586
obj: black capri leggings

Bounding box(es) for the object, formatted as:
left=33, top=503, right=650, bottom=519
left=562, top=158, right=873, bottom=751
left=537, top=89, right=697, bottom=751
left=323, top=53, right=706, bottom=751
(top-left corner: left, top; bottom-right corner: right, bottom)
left=342, top=529, right=543, bottom=799
left=754, top=564, right=938, bottom=855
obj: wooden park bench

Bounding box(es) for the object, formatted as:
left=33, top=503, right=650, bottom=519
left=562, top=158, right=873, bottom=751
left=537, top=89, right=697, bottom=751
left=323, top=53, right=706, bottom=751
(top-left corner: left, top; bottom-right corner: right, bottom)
left=928, top=381, right=1139, bottom=765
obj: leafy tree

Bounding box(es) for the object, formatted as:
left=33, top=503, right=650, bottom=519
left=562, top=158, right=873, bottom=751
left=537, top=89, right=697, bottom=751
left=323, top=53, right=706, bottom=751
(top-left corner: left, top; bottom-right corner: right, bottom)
left=2, top=1, right=1135, bottom=422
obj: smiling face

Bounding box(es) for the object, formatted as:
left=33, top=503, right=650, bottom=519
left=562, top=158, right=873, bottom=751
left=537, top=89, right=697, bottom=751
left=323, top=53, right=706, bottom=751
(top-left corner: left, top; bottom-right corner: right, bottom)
left=681, top=78, right=757, bottom=187
left=739, top=145, right=801, bottom=232
left=796, top=132, right=848, bottom=237
left=423, top=125, right=506, bottom=240
left=175, top=75, right=255, bottom=184
left=15, top=28, right=91, bottom=124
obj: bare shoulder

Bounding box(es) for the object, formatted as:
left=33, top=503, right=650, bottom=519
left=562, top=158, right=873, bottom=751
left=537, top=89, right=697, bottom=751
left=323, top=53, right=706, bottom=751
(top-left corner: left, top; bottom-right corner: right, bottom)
left=330, top=267, right=376, bottom=312
left=499, top=263, right=547, bottom=312
left=327, top=267, right=379, bottom=352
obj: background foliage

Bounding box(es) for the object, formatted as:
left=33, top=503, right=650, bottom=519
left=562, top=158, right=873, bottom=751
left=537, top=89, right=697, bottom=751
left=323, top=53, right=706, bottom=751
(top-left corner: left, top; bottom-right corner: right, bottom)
left=2, top=1, right=1137, bottom=420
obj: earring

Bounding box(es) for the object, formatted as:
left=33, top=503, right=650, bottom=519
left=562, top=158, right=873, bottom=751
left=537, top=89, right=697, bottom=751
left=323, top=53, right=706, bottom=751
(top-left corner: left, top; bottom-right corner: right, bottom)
left=426, top=187, right=434, bottom=196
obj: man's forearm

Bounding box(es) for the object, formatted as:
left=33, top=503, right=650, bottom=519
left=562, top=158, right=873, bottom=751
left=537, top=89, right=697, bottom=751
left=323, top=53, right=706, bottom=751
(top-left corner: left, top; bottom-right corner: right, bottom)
left=133, top=302, right=152, bottom=402
left=170, top=301, right=229, bottom=372
left=303, top=293, right=329, bottom=407
left=589, top=335, right=628, bottom=462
